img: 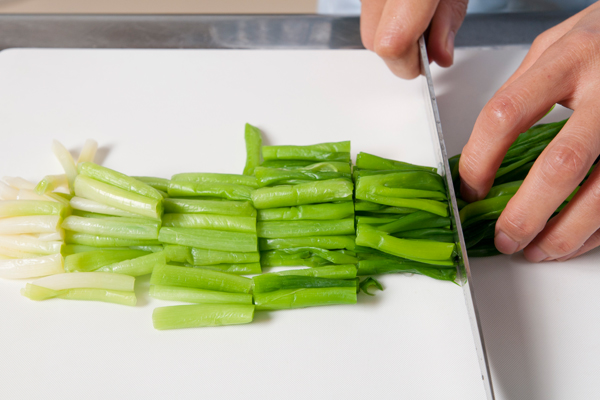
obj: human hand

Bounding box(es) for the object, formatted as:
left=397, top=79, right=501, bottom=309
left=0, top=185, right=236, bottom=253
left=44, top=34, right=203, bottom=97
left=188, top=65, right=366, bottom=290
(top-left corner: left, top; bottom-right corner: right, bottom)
left=459, top=3, right=600, bottom=262
left=360, top=0, right=468, bottom=79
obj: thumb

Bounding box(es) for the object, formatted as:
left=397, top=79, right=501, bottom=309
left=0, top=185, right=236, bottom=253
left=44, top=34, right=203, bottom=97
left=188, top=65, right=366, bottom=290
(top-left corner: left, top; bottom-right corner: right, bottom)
left=427, top=0, right=468, bottom=67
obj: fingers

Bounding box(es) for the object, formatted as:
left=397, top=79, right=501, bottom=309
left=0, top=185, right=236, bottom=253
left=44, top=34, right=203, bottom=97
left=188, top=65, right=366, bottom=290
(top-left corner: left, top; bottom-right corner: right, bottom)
left=427, top=0, right=468, bottom=68
left=522, top=157, right=600, bottom=261
left=556, top=228, right=600, bottom=261
left=494, top=107, right=600, bottom=255
left=370, top=0, right=439, bottom=79
left=496, top=10, right=586, bottom=92
left=459, top=43, right=573, bottom=202
left=361, top=0, right=465, bottom=78
left=361, top=0, right=387, bottom=51
left=458, top=2, right=600, bottom=261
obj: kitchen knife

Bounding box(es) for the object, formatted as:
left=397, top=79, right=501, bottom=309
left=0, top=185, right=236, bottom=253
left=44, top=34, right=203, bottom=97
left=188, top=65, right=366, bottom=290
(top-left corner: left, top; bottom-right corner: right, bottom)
left=418, top=36, right=496, bottom=400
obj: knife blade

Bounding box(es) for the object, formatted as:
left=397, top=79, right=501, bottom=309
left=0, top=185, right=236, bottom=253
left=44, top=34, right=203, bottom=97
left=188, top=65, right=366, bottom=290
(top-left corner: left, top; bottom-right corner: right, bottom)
left=418, top=35, right=496, bottom=400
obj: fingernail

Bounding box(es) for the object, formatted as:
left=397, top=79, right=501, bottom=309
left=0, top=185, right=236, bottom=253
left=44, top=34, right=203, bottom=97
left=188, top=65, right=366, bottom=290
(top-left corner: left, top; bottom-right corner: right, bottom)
left=495, top=231, right=519, bottom=254
left=446, top=31, right=455, bottom=61
left=524, top=244, right=548, bottom=263
left=461, top=181, right=479, bottom=202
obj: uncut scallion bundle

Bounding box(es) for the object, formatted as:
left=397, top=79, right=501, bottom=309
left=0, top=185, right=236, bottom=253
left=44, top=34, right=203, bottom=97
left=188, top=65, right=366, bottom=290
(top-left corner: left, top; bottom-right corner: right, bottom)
left=451, top=119, right=597, bottom=257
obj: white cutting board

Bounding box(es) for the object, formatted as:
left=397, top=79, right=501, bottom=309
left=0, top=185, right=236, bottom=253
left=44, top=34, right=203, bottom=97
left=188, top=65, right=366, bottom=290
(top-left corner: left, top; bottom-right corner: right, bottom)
left=0, top=49, right=486, bottom=400
left=431, top=47, right=600, bottom=400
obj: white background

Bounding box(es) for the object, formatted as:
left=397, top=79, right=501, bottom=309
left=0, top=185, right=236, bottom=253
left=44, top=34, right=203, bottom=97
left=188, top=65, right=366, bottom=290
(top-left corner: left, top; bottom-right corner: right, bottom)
left=0, top=49, right=486, bottom=400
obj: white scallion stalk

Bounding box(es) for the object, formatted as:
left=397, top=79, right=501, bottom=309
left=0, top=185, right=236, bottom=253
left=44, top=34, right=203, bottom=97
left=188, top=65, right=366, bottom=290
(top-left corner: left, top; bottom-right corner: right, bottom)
left=0, top=215, right=61, bottom=235
left=0, top=254, right=64, bottom=279
left=52, top=140, right=78, bottom=195
left=70, top=197, right=141, bottom=218
left=77, top=139, right=99, bottom=164
left=35, top=174, right=68, bottom=195
left=2, top=177, right=36, bottom=190
left=0, top=235, right=62, bottom=255
left=17, top=189, right=57, bottom=202
left=0, top=182, right=18, bottom=200
left=32, top=271, right=135, bottom=291
left=34, top=230, right=65, bottom=241
left=45, top=193, right=71, bottom=207
left=0, top=248, right=42, bottom=259
left=0, top=200, right=65, bottom=218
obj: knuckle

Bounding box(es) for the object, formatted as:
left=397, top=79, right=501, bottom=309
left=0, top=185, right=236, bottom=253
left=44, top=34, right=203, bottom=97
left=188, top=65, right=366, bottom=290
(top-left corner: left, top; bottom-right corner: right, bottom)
left=556, top=28, right=600, bottom=66
left=458, top=148, right=487, bottom=184
left=458, top=152, right=476, bottom=179
left=588, top=179, right=600, bottom=204
left=544, top=230, right=580, bottom=256
left=445, top=0, right=468, bottom=22
left=483, top=94, right=522, bottom=132
left=542, top=139, right=590, bottom=178
left=532, top=29, right=556, bottom=50
left=373, top=33, right=412, bottom=60
left=499, top=205, right=539, bottom=241
left=572, top=27, right=600, bottom=49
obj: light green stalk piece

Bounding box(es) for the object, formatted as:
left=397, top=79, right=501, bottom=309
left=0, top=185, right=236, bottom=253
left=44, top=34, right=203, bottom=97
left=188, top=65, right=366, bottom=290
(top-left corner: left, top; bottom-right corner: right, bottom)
left=271, top=264, right=357, bottom=279
left=259, top=236, right=356, bottom=251
left=243, top=123, right=263, bottom=176
left=257, top=202, right=354, bottom=221
left=254, top=287, right=357, bottom=310
left=132, top=176, right=170, bottom=192
left=152, top=304, right=255, bottom=330
left=64, top=249, right=149, bottom=272
left=196, top=262, right=262, bottom=275
left=158, top=227, right=257, bottom=253
left=162, top=214, right=256, bottom=234
left=262, top=141, right=351, bottom=162
left=163, top=198, right=256, bottom=217
left=190, top=247, right=260, bottom=265
left=74, top=175, right=163, bottom=219
left=150, top=263, right=253, bottom=294
left=35, top=174, right=68, bottom=195
left=356, top=224, right=455, bottom=264
left=150, top=285, right=253, bottom=305
left=0, top=200, right=66, bottom=218
left=78, top=162, right=163, bottom=200
left=251, top=178, right=353, bottom=209
left=22, top=284, right=136, bottom=306
left=65, top=231, right=161, bottom=247
left=172, top=172, right=258, bottom=188
left=355, top=152, right=437, bottom=172
left=96, top=251, right=166, bottom=276
left=62, top=216, right=160, bottom=240
left=257, top=218, right=355, bottom=238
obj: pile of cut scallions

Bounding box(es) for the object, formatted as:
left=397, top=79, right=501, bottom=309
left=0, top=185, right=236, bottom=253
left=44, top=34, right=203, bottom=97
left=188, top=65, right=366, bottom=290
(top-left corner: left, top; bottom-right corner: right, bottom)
left=1, top=120, right=571, bottom=329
